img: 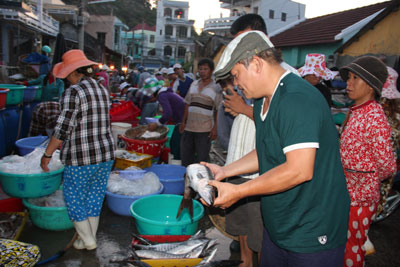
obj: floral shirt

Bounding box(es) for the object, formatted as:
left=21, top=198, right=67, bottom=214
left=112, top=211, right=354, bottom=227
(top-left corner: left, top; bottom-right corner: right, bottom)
left=340, top=100, right=397, bottom=206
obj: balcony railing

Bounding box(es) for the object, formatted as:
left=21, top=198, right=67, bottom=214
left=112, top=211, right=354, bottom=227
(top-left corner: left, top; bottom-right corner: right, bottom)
left=203, top=16, right=240, bottom=32
left=0, top=5, right=59, bottom=36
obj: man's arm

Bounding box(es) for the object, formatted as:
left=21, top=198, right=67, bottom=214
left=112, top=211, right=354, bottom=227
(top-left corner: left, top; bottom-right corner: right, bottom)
left=210, top=148, right=316, bottom=209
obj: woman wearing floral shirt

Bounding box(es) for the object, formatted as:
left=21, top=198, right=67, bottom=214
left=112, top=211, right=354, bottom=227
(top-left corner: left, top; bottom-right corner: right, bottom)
left=339, top=56, right=397, bottom=267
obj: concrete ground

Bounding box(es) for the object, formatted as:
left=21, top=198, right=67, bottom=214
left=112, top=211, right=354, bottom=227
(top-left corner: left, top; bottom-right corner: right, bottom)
left=16, top=141, right=400, bottom=266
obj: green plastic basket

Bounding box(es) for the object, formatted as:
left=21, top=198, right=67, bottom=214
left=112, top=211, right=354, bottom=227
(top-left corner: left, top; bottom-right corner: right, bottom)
left=0, top=167, right=64, bottom=198
left=0, top=84, right=25, bottom=105
left=130, top=194, right=204, bottom=235
left=23, top=195, right=74, bottom=231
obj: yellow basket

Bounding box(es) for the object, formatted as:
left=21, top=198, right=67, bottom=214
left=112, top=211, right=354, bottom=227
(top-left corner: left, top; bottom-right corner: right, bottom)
left=0, top=212, right=28, bottom=240
left=114, top=151, right=153, bottom=170
left=142, top=258, right=202, bottom=267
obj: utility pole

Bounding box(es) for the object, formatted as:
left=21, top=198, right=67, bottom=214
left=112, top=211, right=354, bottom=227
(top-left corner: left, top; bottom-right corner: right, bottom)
left=141, top=19, right=144, bottom=66
left=78, top=0, right=87, bottom=50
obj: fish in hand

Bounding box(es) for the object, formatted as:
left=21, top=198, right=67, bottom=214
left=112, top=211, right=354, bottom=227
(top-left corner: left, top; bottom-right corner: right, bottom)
left=176, top=164, right=216, bottom=220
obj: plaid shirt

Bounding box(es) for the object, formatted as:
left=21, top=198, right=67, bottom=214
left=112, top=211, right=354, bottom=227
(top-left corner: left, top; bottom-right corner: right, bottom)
left=29, top=101, right=60, bottom=136
left=53, top=77, right=115, bottom=166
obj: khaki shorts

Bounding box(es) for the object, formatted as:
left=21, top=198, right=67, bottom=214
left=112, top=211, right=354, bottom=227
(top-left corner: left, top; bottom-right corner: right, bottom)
left=225, top=176, right=264, bottom=252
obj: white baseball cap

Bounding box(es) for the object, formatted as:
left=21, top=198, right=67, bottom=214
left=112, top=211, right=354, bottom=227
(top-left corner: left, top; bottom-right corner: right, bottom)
left=173, top=63, right=182, bottom=69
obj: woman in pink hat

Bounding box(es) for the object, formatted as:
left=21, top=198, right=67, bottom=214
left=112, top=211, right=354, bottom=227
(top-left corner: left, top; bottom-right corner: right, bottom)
left=298, top=53, right=338, bottom=107
left=40, top=49, right=115, bottom=250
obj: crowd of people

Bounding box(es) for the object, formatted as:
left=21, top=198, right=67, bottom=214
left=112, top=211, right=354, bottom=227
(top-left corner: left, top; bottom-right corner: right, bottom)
left=7, top=12, right=399, bottom=267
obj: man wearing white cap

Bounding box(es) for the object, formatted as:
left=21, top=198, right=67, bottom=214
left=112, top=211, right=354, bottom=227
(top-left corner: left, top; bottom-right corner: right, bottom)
left=167, top=68, right=178, bottom=90
left=203, top=31, right=350, bottom=266
left=173, top=63, right=194, bottom=98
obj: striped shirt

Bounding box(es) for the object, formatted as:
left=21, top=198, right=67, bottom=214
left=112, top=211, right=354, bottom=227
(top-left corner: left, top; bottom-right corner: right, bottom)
left=184, top=79, right=222, bottom=132
left=53, top=77, right=115, bottom=166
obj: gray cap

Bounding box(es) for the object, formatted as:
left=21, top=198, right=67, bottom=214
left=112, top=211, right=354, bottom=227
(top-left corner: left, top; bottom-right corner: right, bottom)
left=214, top=31, right=274, bottom=81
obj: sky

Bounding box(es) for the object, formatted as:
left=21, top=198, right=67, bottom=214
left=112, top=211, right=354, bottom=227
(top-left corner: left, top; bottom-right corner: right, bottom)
left=181, top=0, right=388, bottom=32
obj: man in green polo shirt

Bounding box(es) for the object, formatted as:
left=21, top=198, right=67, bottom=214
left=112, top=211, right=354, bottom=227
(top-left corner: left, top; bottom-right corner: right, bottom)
left=205, top=31, right=350, bottom=266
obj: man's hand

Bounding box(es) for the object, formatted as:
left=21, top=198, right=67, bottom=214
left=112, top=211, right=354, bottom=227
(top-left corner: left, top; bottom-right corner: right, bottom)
left=209, top=126, right=217, bottom=140
left=223, top=90, right=247, bottom=116
left=179, top=122, right=185, bottom=133
left=200, top=161, right=227, bottom=181
left=209, top=180, right=242, bottom=209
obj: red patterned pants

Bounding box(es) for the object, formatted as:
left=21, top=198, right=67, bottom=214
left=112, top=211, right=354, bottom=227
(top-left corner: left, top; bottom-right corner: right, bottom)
left=344, top=204, right=376, bottom=267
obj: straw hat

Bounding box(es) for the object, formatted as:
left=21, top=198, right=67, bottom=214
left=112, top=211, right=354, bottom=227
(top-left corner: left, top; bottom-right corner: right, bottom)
left=53, top=49, right=98, bottom=79
left=298, top=54, right=338, bottom=80
left=382, top=67, right=400, bottom=99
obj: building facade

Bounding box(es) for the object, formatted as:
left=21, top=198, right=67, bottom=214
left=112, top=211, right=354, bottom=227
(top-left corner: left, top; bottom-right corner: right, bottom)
left=155, top=0, right=194, bottom=66
left=204, top=0, right=305, bottom=36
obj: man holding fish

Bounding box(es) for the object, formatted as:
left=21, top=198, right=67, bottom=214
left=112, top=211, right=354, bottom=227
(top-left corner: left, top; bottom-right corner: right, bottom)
left=201, top=31, right=351, bottom=266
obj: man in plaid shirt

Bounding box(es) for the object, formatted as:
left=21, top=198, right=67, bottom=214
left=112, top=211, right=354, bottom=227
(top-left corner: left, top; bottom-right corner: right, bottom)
left=29, top=101, right=60, bottom=137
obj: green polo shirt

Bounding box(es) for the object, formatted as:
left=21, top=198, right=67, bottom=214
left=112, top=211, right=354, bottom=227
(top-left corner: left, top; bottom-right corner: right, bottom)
left=254, top=72, right=350, bottom=253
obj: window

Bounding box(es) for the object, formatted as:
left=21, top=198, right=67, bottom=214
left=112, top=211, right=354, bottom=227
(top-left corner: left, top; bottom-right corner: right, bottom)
left=269, top=9, right=274, bottom=19
left=253, top=7, right=258, bottom=14
left=150, top=35, right=155, bottom=43
left=281, top=12, right=287, bottom=21
left=160, top=30, right=162, bottom=35
left=165, top=25, right=173, bottom=36
left=164, top=46, right=172, bottom=56
left=164, top=8, right=172, bottom=17
left=178, top=26, right=187, bottom=38
left=178, top=46, right=186, bottom=57
left=175, top=9, right=184, bottom=19
left=149, top=48, right=155, bottom=56
left=97, top=32, right=106, bottom=45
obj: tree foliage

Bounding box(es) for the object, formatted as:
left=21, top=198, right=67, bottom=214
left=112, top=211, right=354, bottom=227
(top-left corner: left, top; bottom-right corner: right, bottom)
left=62, top=0, right=157, bottom=29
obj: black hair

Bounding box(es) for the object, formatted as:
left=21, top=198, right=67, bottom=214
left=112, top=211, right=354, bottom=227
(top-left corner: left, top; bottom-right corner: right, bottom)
left=230, top=14, right=267, bottom=36
left=198, top=58, right=215, bottom=71
left=76, top=65, right=95, bottom=77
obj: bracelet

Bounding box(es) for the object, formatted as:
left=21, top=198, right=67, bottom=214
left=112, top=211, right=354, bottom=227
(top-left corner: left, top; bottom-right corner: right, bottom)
left=43, top=152, right=52, bottom=158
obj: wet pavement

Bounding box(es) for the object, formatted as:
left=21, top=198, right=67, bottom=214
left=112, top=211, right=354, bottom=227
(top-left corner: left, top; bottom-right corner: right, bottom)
left=16, top=141, right=400, bottom=266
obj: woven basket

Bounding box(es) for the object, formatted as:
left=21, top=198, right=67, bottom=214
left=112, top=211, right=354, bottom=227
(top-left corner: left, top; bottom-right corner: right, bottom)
left=124, top=125, right=169, bottom=141
left=207, top=206, right=239, bottom=241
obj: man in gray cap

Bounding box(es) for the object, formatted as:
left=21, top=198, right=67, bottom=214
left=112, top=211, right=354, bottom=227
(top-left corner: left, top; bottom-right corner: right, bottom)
left=204, top=31, right=350, bottom=266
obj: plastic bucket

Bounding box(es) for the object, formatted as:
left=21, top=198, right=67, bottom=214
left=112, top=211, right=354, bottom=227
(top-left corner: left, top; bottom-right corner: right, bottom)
left=0, top=84, right=25, bottom=106
left=0, top=88, right=9, bottom=109
left=145, top=164, right=186, bottom=194
left=22, top=198, right=74, bottom=231
left=34, top=86, right=42, bottom=101
left=15, top=136, right=49, bottom=156
left=0, top=168, right=64, bottom=198
left=23, top=86, right=39, bottom=103
left=111, top=122, right=132, bottom=147
left=0, top=106, right=20, bottom=155
left=106, top=184, right=164, bottom=216
left=120, top=135, right=168, bottom=158
left=130, top=194, right=204, bottom=235
left=0, top=109, right=5, bottom=158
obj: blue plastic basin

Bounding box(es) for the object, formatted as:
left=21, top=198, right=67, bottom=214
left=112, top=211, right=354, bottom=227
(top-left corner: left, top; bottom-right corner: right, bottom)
left=15, top=136, right=48, bottom=156
left=145, top=164, right=186, bottom=195
left=130, top=194, right=204, bottom=235
left=106, top=184, right=164, bottom=216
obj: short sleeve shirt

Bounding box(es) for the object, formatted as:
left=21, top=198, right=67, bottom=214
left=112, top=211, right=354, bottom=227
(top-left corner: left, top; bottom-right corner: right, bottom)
left=254, top=72, right=350, bottom=253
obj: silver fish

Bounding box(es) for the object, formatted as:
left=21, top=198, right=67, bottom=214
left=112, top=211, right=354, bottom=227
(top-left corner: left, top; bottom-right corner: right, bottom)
left=177, top=164, right=216, bottom=220
left=133, top=238, right=209, bottom=254
left=134, top=242, right=206, bottom=259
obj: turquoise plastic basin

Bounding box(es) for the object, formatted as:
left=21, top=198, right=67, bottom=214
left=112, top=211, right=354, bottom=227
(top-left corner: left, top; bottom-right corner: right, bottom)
left=130, top=194, right=204, bottom=235
left=0, top=168, right=64, bottom=198
left=22, top=196, right=73, bottom=231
